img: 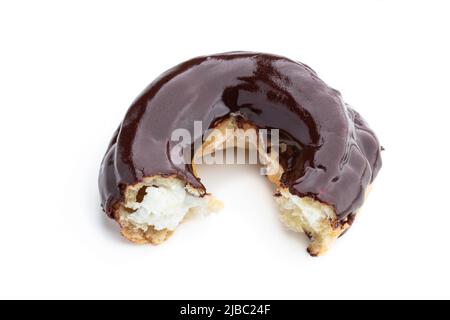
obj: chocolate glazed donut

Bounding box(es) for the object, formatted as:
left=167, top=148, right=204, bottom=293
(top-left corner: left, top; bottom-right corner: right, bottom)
left=99, top=52, right=382, bottom=256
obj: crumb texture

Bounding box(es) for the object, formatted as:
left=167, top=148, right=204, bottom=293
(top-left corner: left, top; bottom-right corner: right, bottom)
left=125, top=181, right=208, bottom=231
left=275, top=189, right=348, bottom=256
left=115, top=176, right=222, bottom=244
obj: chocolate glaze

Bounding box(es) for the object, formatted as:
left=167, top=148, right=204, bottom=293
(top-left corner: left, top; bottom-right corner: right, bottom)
left=99, top=52, right=382, bottom=222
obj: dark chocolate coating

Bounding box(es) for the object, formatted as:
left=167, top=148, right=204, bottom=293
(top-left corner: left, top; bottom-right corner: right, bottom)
left=99, top=52, right=382, bottom=221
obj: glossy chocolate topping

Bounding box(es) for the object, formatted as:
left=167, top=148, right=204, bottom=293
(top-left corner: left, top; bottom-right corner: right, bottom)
left=99, top=52, right=382, bottom=221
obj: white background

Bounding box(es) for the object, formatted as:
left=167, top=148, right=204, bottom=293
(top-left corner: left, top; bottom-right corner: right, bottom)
left=1, top=0, right=449, bottom=300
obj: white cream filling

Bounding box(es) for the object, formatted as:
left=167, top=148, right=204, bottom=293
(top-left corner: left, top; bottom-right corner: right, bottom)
left=277, top=189, right=334, bottom=231
left=125, top=183, right=207, bottom=231
left=289, top=197, right=324, bottom=229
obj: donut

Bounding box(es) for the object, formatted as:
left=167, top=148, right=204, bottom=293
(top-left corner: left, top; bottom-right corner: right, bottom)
left=99, top=52, right=382, bottom=256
